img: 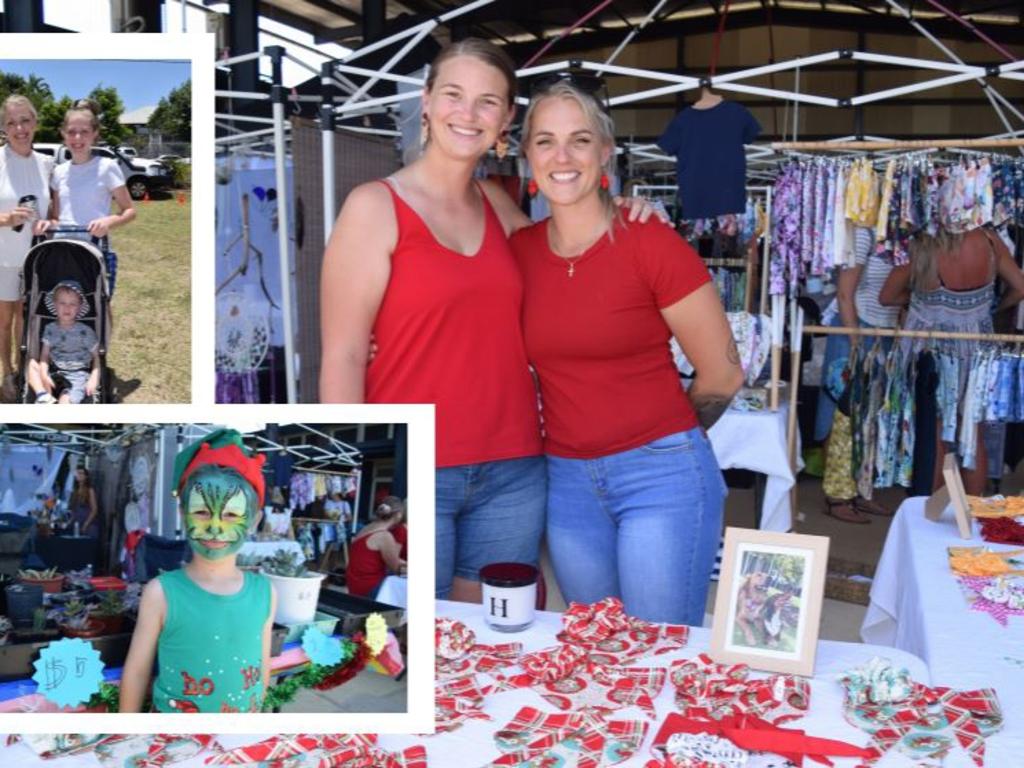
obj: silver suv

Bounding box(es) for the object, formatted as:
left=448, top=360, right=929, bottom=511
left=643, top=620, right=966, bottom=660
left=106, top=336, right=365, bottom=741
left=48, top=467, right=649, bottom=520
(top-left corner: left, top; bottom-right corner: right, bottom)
left=33, top=143, right=172, bottom=200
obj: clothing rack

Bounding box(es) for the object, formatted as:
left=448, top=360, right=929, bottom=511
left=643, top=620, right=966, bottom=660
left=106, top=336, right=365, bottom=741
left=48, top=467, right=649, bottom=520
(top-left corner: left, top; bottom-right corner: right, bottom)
left=704, top=258, right=748, bottom=268
left=803, top=324, right=1024, bottom=344
left=771, top=138, right=1024, bottom=151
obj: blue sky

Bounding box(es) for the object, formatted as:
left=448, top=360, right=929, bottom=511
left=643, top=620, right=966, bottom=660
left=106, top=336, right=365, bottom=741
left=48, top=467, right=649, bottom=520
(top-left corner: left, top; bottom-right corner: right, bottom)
left=0, top=59, right=189, bottom=111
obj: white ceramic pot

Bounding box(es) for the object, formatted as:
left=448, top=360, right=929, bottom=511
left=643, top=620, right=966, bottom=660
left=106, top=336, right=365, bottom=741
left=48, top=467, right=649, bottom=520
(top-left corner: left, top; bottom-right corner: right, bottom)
left=264, top=571, right=326, bottom=625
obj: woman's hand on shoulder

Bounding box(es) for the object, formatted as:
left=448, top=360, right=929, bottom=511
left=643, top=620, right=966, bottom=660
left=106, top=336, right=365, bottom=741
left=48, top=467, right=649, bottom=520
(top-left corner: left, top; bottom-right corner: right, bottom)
left=614, top=195, right=670, bottom=224
left=479, top=178, right=531, bottom=235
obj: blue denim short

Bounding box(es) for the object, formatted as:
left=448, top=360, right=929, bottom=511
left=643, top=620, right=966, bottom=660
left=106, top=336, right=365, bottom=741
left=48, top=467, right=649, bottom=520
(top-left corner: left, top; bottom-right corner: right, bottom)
left=435, top=455, right=546, bottom=599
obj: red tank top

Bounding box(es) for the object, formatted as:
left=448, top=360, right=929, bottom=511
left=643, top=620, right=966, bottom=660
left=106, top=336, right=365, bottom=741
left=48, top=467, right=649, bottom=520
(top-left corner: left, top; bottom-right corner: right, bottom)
left=366, top=181, right=542, bottom=467
left=345, top=534, right=386, bottom=598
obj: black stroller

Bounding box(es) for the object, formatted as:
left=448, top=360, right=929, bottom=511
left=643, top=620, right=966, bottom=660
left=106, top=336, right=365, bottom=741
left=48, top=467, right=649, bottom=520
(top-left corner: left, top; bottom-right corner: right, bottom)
left=18, top=227, right=112, bottom=403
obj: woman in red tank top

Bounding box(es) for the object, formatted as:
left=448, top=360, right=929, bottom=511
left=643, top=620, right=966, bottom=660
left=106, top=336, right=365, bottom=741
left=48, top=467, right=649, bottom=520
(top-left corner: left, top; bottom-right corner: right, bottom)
left=346, top=496, right=406, bottom=598
left=321, top=40, right=658, bottom=604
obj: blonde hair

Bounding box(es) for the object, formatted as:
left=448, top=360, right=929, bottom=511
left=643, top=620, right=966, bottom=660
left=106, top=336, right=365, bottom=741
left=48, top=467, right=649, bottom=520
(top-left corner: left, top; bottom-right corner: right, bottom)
left=909, top=229, right=964, bottom=291
left=373, top=496, right=405, bottom=521
left=62, top=98, right=101, bottom=133
left=521, top=81, right=621, bottom=232
left=2, top=94, right=38, bottom=124
left=426, top=38, right=516, bottom=108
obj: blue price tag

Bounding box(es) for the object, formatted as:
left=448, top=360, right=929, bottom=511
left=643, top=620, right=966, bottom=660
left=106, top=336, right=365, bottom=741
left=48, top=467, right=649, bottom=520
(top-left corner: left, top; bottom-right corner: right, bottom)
left=32, top=637, right=105, bottom=708
left=301, top=626, right=342, bottom=667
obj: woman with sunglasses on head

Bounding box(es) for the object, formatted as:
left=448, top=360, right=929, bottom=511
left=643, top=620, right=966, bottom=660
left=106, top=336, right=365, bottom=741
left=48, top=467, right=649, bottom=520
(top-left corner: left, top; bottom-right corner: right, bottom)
left=321, top=39, right=656, bottom=603
left=513, top=80, right=743, bottom=625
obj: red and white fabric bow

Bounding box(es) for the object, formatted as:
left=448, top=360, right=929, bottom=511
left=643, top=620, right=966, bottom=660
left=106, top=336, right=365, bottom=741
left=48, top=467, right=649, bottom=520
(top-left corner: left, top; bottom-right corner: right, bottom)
left=433, top=674, right=493, bottom=734
left=559, top=597, right=689, bottom=666
left=644, top=711, right=873, bottom=768
left=496, top=653, right=667, bottom=720
left=489, top=705, right=649, bottom=768
left=843, top=679, right=1002, bottom=767
left=435, top=617, right=523, bottom=681
left=669, top=654, right=810, bottom=724
left=205, top=734, right=426, bottom=768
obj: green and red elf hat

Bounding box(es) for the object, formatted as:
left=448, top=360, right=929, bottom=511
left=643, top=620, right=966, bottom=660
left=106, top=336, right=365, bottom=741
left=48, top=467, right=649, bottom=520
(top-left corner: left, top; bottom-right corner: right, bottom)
left=172, top=428, right=267, bottom=506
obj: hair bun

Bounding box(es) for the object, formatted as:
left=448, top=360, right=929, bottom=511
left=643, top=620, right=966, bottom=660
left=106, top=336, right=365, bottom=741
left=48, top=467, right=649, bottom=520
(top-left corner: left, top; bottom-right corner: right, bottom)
left=74, top=98, right=101, bottom=115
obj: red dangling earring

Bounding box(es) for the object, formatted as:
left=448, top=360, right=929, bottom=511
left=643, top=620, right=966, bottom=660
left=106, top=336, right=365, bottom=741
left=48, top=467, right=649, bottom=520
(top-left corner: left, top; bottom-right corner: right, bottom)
left=527, top=179, right=538, bottom=197
left=600, top=174, right=610, bottom=190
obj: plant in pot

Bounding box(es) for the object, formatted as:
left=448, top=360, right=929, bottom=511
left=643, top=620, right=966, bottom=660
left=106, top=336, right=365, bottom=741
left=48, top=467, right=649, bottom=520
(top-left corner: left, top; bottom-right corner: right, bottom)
left=18, top=567, right=64, bottom=594
left=260, top=549, right=326, bottom=625
left=58, top=599, right=103, bottom=639
left=0, top=616, right=11, bottom=645
left=5, top=581, right=44, bottom=630
left=91, top=590, right=126, bottom=635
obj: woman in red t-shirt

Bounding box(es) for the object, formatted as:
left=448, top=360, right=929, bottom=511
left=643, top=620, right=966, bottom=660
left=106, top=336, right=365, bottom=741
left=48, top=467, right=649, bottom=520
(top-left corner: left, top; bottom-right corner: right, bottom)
left=511, top=80, right=744, bottom=625
left=320, top=40, right=655, bottom=604
left=346, top=496, right=406, bottom=599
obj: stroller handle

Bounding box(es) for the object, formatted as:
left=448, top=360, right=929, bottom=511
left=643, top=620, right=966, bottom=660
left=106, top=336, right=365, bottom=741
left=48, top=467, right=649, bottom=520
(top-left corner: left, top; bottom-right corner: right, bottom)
left=34, top=226, right=109, bottom=249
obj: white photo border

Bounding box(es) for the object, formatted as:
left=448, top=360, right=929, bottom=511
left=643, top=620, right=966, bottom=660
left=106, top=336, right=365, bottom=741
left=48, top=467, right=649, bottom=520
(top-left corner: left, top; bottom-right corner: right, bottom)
left=0, top=403, right=436, bottom=735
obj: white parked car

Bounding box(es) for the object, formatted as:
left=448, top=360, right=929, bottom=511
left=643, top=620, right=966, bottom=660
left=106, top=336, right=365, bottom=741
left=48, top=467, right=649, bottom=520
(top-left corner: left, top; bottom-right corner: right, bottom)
left=33, top=143, right=172, bottom=200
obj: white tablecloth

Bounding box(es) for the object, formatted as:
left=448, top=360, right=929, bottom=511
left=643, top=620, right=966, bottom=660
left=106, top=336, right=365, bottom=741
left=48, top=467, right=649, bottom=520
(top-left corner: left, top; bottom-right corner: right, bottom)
left=861, top=496, right=1024, bottom=765
left=1, top=599, right=932, bottom=768
left=709, top=404, right=798, bottom=532
left=238, top=539, right=304, bottom=560
left=376, top=574, right=408, bottom=610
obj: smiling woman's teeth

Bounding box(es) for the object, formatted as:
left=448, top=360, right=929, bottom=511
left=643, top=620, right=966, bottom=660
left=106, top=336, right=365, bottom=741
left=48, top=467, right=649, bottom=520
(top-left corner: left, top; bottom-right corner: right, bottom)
left=551, top=172, right=579, bottom=182
left=450, top=125, right=480, bottom=136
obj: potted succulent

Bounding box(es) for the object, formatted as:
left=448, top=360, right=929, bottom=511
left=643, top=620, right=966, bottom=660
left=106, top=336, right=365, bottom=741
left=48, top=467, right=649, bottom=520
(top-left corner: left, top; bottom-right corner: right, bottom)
left=58, top=599, right=103, bottom=639
left=91, top=590, right=126, bottom=635
left=18, top=567, right=64, bottom=594
left=5, top=581, right=44, bottom=628
left=260, top=549, right=326, bottom=625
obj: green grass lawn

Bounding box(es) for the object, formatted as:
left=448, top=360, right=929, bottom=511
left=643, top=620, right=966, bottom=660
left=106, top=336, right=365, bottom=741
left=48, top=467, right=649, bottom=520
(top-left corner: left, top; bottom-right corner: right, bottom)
left=105, top=191, right=190, bottom=402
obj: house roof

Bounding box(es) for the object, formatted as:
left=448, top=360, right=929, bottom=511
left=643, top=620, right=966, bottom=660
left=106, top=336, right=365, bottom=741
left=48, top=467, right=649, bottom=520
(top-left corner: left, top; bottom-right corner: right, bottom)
left=119, top=106, right=157, bottom=125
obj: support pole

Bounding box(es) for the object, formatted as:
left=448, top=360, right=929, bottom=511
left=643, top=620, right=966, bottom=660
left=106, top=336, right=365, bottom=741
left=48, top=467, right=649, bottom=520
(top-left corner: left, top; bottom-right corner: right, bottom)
left=4, top=0, right=43, bottom=32
left=268, top=46, right=298, bottom=404
left=322, top=62, right=337, bottom=248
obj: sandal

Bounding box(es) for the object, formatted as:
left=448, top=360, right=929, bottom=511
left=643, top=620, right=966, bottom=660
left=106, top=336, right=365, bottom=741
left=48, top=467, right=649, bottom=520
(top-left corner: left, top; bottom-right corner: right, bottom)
left=853, top=496, right=894, bottom=517
left=824, top=497, right=871, bottom=524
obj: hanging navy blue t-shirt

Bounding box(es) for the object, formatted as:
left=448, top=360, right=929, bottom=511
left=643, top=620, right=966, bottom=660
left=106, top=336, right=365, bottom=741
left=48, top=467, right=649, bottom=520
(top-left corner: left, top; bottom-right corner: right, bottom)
left=657, top=100, right=760, bottom=219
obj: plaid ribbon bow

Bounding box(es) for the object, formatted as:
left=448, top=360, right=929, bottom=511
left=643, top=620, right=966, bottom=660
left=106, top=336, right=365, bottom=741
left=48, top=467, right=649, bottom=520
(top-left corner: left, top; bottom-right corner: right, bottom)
left=668, top=654, right=810, bottom=725
left=495, top=654, right=667, bottom=720
left=434, top=674, right=494, bottom=733
left=840, top=660, right=1002, bottom=767
left=489, top=706, right=649, bottom=768
left=435, top=617, right=523, bottom=681
left=205, top=734, right=426, bottom=768
left=559, top=598, right=689, bottom=666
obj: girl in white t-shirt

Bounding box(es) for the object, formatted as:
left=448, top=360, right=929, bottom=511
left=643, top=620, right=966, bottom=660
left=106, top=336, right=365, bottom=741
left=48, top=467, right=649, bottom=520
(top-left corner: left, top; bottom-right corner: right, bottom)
left=45, top=99, right=135, bottom=296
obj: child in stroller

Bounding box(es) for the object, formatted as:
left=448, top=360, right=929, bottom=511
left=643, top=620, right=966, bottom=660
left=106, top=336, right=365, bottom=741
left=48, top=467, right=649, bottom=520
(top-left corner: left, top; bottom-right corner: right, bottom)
left=26, top=279, right=99, bottom=403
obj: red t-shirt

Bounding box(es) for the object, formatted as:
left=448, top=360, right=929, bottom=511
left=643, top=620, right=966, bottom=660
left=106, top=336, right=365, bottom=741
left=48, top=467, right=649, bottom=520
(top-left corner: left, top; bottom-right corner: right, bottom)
left=511, top=218, right=710, bottom=458
left=365, top=183, right=542, bottom=467
left=391, top=523, right=408, bottom=561
left=346, top=534, right=386, bottom=598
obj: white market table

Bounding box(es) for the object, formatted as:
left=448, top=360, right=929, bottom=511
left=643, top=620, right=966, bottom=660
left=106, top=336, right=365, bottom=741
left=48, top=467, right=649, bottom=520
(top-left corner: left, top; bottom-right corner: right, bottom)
left=375, top=574, right=408, bottom=611
left=860, top=496, right=1024, bottom=765
left=709, top=404, right=798, bottom=532
left=0, top=599, right=933, bottom=768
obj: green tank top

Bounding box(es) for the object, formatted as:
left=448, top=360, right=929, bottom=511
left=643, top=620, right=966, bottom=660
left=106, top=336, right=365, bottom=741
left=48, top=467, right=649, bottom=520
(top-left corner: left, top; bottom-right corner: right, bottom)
left=152, top=568, right=271, bottom=713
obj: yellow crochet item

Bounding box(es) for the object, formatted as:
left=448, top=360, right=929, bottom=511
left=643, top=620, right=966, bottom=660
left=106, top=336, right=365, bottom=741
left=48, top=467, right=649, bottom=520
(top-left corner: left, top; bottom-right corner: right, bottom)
left=844, top=158, right=880, bottom=228
left=948, top=547, right=1024, bottom=577
left=967, top=495, right=1024, bottom=518
left=363, top=612, right=388, bottom=657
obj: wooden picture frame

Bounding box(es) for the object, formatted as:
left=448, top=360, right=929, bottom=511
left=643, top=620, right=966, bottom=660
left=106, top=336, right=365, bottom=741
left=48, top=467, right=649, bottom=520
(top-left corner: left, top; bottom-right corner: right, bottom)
left=924, top=454, right=972, bottom=539
left=709, top=527, right=829, bottom=677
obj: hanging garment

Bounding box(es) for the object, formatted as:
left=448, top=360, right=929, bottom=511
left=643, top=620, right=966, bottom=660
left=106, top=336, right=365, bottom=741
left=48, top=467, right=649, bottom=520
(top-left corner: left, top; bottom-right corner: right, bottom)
left=657, top=100, right=761, bottom=219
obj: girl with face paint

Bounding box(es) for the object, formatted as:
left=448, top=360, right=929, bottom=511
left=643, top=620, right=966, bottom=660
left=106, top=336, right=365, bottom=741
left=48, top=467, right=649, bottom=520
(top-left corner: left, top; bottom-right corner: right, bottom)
left=120, top=429, right=278, bottom=713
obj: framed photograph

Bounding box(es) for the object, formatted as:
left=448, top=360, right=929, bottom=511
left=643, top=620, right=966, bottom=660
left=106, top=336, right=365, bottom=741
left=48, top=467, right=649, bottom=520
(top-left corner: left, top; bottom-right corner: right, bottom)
left=709, top=527, right=829, bottom=676
left=924, top=454, right=972, bottom=539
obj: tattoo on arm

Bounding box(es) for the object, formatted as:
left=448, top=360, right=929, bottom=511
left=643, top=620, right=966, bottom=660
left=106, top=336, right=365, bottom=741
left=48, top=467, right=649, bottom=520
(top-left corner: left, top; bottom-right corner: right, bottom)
left=726, top=337, right=741, bottom=366
left=691, top=394, right=732, bottom=431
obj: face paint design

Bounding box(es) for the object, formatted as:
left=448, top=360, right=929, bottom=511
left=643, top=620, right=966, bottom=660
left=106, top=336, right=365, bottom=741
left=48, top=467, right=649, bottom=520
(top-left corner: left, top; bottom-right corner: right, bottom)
left=184, top=473, right=254, bottom=560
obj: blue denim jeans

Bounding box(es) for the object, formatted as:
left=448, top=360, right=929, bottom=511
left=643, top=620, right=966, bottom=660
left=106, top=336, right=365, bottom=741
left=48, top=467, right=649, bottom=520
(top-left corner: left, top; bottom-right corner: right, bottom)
left=546, top=427, right=725, bottom=626
left=814, top=314, right=851, bottom=442
left=435, top=456, right=546, bottom=599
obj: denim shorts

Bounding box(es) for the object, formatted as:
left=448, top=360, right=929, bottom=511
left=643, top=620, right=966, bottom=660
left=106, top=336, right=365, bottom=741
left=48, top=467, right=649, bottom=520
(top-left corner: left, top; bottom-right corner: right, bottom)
left=435, top=455, right=546, bottom=599
left=546, top=427, right=725, bottom=625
